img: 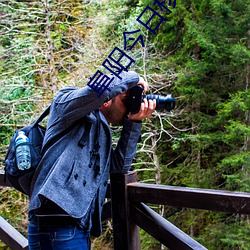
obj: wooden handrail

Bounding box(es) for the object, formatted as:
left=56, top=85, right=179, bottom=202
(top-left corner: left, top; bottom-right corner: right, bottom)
left=1, top=170, right=250, bottom=249
left=0, top=170, right=12, bottom=187
left=0, top=216, right=28, bottom=250
left=110, top=172, right=250, bottom=250
left=130, top=202, right=207, bottom=250
left=127, top=182, right=250, bottom=214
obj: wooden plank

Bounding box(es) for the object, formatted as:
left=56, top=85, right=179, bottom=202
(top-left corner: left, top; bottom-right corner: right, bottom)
left=0, top=216, right=28, bottom=250
left=0, top=170, right=12, bottom=187
left=130, top=202, right=207, bottom=250
left=128, top=183, right=250, bottom=214
left=110, top=172, right=140, bottom=250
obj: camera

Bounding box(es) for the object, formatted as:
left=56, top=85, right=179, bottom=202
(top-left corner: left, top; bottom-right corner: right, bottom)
left=127, top=85, right=175, bottom=114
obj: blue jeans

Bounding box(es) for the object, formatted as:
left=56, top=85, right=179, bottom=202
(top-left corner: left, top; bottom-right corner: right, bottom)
left=28, top=222, right=90, bottom=250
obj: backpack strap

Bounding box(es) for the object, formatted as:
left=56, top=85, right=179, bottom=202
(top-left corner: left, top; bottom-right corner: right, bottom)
left=34, top=105, right=51, bottom=126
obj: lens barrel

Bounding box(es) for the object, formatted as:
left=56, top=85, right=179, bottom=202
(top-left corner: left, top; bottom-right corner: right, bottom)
left=143, top=94, right=175, bottom=112
left=127, top=85, right=175, bottom=113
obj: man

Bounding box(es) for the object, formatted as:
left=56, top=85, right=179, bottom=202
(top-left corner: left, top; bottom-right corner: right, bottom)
left=28, top=71, right=156, bottom=249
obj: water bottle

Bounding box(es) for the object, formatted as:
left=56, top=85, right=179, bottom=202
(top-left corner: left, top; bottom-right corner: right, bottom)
left=15, top=131, right=31, bottom=170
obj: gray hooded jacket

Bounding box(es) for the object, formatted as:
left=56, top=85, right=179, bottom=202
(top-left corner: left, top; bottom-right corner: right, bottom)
left=29, top=71, right=142, bottom=236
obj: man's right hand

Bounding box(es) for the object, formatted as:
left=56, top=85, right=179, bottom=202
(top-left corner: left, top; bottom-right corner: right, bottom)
left=137, top=77, right=148, bottom=93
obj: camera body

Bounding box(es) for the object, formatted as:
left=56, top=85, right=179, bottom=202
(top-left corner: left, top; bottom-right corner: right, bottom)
left=127, top=85, right=175, bottom=114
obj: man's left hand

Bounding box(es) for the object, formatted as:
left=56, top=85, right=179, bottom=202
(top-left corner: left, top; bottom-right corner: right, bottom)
left=128, top=98, right=156, bottom=122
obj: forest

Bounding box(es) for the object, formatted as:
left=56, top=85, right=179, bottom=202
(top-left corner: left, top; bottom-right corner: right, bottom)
left=0, top=0, right=249, bottom=249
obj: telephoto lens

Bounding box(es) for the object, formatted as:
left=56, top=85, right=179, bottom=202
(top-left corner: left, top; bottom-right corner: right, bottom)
left=143, top=94, right=175, bottom=112
left=127, top=85, right=176, bottom=114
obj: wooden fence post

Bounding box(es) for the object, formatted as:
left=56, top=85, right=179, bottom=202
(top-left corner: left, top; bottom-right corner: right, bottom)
left=110, top=171, right=140, bottom=250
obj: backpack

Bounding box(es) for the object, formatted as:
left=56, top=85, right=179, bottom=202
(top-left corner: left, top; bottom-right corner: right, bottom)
left=4, top=106, right=50, bottom=195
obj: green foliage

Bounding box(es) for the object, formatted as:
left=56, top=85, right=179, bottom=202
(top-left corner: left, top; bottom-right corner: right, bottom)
left=0, top=188, right=29, bottom=237
left=0, top=1, right=104, bottom=249
left=140, top=229, right=159, bottom=249
left=197, top=214, right=250, bottom=250
left=0, top=0, right=250, bottom=249
left=107, top=0, right=250, bottom=248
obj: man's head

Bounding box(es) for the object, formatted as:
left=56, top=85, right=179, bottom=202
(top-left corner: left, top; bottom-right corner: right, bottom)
left=99, top=79, right=156, bottom=125
left=99, top=91, right=129, bottom=126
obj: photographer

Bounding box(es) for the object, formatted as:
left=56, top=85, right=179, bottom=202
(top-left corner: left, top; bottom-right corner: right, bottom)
left=28, top=71, right=156, bottom=250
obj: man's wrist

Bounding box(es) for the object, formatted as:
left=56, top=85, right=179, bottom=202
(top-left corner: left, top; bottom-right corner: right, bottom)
left=124, top=117, right=142, bottom=127
left=127, top=116, right=143, bottom=123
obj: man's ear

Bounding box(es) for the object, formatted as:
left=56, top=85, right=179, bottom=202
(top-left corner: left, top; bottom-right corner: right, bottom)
left=102, top=102, right=109, bottom=108
left=100, top=100, right=111, bottom=110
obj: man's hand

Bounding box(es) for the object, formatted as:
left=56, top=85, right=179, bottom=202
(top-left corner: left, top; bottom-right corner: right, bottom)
left=137, top=77, right=148, bottom=93
left=128, top=98, right=156, bottom=122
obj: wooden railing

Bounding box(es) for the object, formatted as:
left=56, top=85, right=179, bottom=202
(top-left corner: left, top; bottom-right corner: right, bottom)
left=0, top=170, right=29, bottom=250
left=1, top=170, right=250, bottom=250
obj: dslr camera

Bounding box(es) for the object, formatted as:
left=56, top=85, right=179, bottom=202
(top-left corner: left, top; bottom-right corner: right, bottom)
left=127, top=85, right=175, bottom=114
